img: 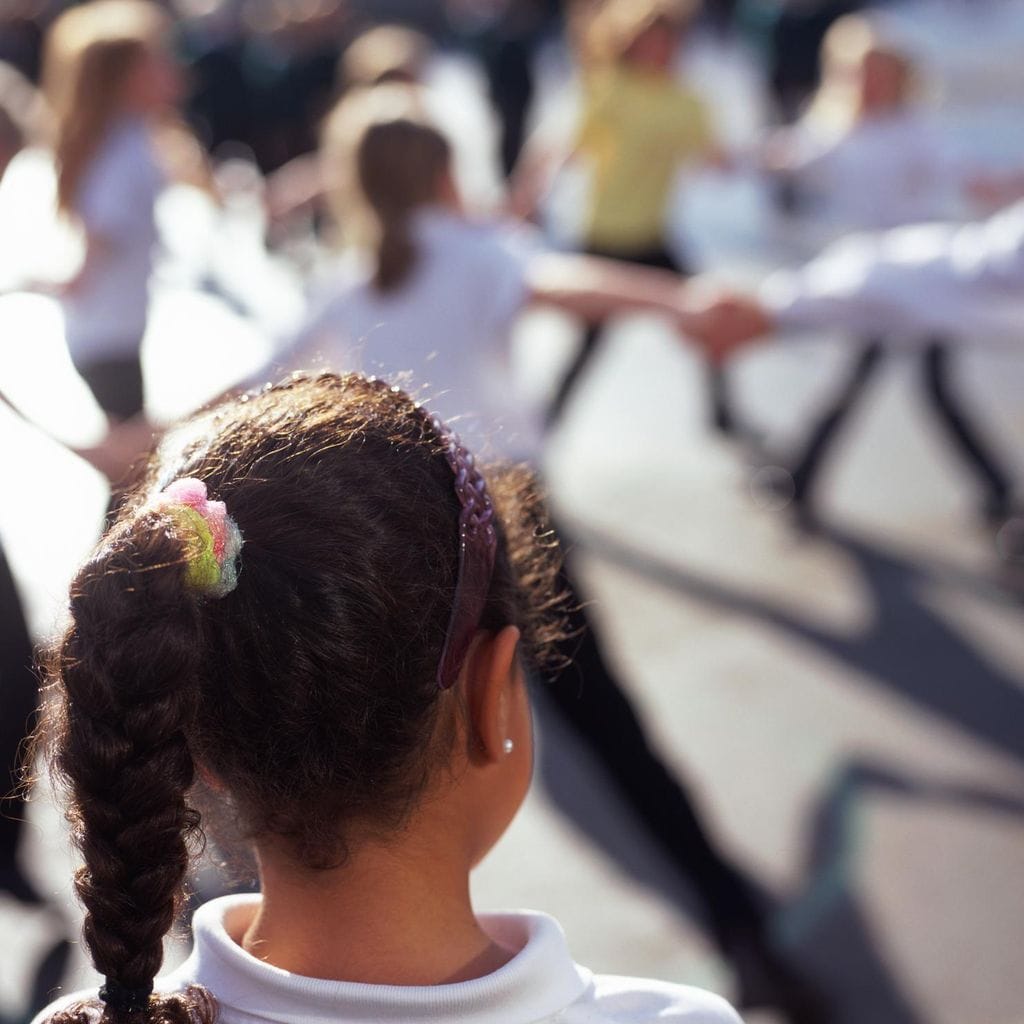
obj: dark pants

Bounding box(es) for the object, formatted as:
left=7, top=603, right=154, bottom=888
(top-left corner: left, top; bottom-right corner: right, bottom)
left=484, top=34, right=535, bottom=179
left=546, top=244, right=733, bottom=434
left=787, top=338, right=1013, bottom=515
left=0, top=543, right=39, bottom=903
left=537, top=546, right=765, bottom=947
left=76, top=353, right=145, bottom=421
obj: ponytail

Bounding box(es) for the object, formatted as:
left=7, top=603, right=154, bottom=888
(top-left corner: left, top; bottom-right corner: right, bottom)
left=322, top=88, right=452, bottom=295
left=40, top=511, right=216, bottom=1024
left=375, top=206, right=416, bottom=292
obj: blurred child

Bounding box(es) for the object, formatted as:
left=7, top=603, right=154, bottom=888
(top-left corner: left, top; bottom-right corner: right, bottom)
left=518, top=0, right=736, bottom=431
left=265, top=24, right=431, bottom=231
left=266, top=22, right=501, bottom=237
left=296, top=83, right=709, bottom=459
left=31, top=372, right=743, bottom=1024
left=265, top=86, right=827, bottom=1022
left=763, top=15, right=950, bottom=228
left=749, top=15, right=1016, bottom=529
left=43, top=0, right=197, bottom=422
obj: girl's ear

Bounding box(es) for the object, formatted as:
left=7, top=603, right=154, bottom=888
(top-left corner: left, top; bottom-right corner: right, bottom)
left=463, top=625, right=521, bottom=763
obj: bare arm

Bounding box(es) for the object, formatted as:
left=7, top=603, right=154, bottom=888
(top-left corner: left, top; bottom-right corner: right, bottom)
left=524, top=252, right=706, bottom=335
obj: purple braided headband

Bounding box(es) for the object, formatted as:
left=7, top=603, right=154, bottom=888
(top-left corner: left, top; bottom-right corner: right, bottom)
left=366, top=380, right=497, bottom=689
left=428, top=412, right=497, bottom=690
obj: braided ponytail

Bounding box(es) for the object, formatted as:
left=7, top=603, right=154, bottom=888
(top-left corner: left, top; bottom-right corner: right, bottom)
left=41, top=510, right=217, bottom=1024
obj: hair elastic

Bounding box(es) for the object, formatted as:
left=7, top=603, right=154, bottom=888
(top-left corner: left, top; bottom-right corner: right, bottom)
left=152, top=478, right=243, bottom=598
left=99, top=979, right=153, bottom=1014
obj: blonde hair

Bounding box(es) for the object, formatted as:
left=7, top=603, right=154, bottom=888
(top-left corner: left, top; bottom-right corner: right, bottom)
left=339, top=25, right=430, bottom=91
left=805, top=14, right=916, bottom=135
left=43, top=0, right=169, bottom=212
left=582, top=0, right=697, bottom=67
left=321, top=86, right=451, bottom=293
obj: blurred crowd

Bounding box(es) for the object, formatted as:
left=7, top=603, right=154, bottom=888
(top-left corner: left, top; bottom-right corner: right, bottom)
left=1, top=1, right=1022, bottom=1022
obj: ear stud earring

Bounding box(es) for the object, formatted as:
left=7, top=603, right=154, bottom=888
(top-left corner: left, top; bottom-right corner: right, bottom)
left=503, top=738, right=514, bottom=755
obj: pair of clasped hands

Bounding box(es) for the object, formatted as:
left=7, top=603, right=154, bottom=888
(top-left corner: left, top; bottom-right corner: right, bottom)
left=678, top=282, right=775, bottom=362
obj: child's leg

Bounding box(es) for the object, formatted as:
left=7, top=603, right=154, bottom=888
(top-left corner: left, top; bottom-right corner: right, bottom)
left=76, top=351, right=145, bottom=422
left=784, top=339, right=885, bottom=511
left=920, top=340, right=1015, bottom=522
left=546, top=245, right=686, bottom=429
left=545, top=322, right=603, bottom=428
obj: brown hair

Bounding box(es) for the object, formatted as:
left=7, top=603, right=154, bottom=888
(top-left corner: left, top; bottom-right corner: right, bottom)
left=37, top=372, right=566, bottom=1024
left=321, top=86, right=451, bottom=293
left=43, top=0, right=169, bottom=213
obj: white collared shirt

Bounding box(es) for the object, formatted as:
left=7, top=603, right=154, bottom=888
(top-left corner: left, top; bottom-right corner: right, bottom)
left=34, top=894, right=741, bottom=1024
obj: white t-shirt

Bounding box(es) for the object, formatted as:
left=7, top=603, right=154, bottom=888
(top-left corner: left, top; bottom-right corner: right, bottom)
left=275, top=208, right=542, bottom=462
left=61, top=116, right=165, bottom=364
left=779, top=111, right=954, bottom=231
left=34, top=895, right=743, bottom=1024
left=762, top=199, right=1024, bottom=346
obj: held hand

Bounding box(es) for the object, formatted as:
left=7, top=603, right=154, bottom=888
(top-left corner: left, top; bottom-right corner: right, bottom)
left=676, top=288, right=775, bottom=361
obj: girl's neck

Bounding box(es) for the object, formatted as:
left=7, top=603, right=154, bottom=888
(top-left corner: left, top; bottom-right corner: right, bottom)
left=241, top=839, right=515, bottom=986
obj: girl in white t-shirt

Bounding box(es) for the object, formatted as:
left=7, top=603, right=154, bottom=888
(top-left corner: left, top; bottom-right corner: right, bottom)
left=44, top=0, right=194, bottom=421
left=32, top=373, right=741, bottom=1024
left=284, top=83, right=714, bottom=461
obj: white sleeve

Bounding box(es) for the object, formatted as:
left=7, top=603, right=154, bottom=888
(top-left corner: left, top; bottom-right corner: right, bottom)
left=473, top=221, right=535, bottom=339
left=761, top=201, right=1024, bottom=345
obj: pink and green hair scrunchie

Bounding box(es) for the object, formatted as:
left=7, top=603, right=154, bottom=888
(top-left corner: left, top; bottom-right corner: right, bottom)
left=152, top=478, right=243, bottom=598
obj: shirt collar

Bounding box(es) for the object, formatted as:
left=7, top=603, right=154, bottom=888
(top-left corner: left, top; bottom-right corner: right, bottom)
left=163, top=894, right=590, bottom=1024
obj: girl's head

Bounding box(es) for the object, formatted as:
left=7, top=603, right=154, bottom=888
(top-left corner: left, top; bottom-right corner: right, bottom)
left=811, top=15, right=916, bottom=129
left=584, top=0, right=697, bottom=72
left=321, top=85, right=454, bottom=292
left=40, top=373, right=563, bottom=1024
left=43, top=0, right=181, bottom=211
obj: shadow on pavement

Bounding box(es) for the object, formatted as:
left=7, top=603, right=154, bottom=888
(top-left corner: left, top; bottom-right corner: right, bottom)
left=565, top=520, right=1024, bottom=767
left=532, top=521, right=1024, bottom=1023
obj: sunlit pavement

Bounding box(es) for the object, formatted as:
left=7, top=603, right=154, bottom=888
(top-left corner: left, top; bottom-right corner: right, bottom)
left=3, top=3, right=1024, bottom=1022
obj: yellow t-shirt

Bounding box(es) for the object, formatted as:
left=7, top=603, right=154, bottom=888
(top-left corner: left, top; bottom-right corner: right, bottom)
left=576, top=65, right=713, bottom=252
